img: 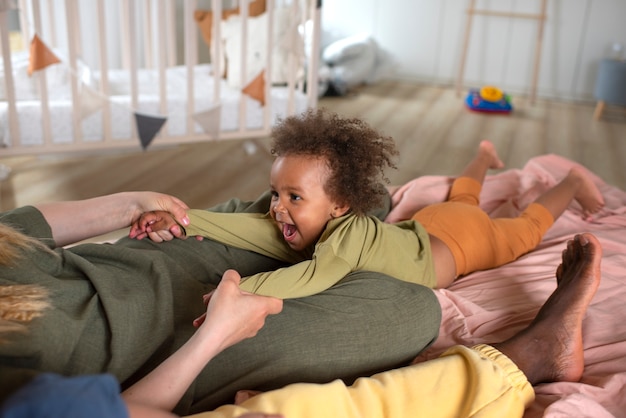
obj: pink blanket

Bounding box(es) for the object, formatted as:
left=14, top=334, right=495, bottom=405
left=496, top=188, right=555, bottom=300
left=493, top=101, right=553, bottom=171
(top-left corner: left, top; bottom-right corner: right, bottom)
left=388, top=155, right=626, bottom=417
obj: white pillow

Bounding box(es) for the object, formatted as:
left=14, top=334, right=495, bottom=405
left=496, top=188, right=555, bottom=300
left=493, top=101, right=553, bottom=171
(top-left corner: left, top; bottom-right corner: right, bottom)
left=221, top=8, right=304, bottom=89
left=323, top=33, right=376, bottom=64
left=328, top=46, right=377, bottom=88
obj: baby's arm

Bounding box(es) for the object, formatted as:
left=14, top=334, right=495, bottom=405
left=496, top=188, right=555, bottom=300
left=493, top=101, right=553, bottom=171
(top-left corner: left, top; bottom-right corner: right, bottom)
left=130, top=210, right=185, bottom=242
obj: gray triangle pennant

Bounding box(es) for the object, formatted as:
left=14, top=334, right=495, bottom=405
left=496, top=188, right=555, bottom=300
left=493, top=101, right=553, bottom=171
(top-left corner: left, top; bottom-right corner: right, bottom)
left=134, top=112, right=167, bottom=150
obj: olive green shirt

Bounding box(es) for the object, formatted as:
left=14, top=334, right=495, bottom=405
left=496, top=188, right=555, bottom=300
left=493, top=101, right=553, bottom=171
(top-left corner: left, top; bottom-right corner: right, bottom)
left=185, top=211, right=437, bottom=298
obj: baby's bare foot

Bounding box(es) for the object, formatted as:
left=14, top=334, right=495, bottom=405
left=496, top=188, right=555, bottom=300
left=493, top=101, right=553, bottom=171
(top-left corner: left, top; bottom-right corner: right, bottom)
left=478, top=140, right=505, bottom=170
left=493, top=233, right=601, bottom=384
left=568, top=167, right=605, bottom=217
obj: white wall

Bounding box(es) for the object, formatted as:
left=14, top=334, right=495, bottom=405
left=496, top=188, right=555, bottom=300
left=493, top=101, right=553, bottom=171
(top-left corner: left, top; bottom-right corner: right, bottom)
left=322, top=0, right=626, bottom=102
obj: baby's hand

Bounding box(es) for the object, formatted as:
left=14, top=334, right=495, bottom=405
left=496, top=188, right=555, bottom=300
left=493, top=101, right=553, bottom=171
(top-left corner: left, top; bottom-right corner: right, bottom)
left=129, top=210, right=184, bottom=242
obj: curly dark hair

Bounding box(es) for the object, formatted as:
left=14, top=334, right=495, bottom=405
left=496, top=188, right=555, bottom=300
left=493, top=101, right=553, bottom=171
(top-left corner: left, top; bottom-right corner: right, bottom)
left=270, top=108, right=399, bottom=215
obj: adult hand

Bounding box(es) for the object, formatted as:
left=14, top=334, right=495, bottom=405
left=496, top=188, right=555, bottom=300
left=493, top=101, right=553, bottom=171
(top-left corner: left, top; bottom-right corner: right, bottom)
left=129, top=210, right=183, bottom=242
left=128, top=193, right=190, bottom=240
left=195, top=270, right=283, bottom=352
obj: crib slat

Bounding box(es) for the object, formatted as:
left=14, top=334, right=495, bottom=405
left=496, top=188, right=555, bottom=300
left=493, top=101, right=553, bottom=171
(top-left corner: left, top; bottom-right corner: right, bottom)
left=65, top=0, right=83, bottom=143
left=17, top=0, right=30, bottom=51
left=31, top=0, right=54, bottom=146
left=212, top=0, right=222, bottom=105
left=184, top=0, right=197, bottom=136
left=165, top=0, right=176, bottom=67
left=0, top=10, right=21, bottom=145
left=284, top=0, right=296, bottom=117
left=157, top=0, right=168, bottom=128
left=143, top=0, right=153, bottom=69
left=119, top=1, right=130, bottom=70
left=121, top=0, right=139, bottom=139
left=46, top=0, right=56, bottom=47
left=238, top=0, right=249, bottom=133
left=128, top=1, right=138, bottom=112
left=262, top=0, right=273, bottom=130
left=306, top=0, right=321, bottom=107
left=96, top=0, right=113, bottom=143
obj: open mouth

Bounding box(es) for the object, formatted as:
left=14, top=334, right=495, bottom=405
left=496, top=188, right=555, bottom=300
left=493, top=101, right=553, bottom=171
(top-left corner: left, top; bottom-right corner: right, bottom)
left=282, top=223, right=297, bottom=241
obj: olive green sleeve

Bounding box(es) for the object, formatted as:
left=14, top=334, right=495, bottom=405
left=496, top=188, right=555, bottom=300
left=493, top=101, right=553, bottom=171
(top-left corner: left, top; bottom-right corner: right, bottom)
left=185, top=210, right=302, bottom=263
left=238, top=242, right=353, bottom=298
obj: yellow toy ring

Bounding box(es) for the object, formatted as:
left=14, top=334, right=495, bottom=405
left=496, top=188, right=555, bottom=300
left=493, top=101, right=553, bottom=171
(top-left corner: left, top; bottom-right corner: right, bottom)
left=480, top=86, right=504, bottom=102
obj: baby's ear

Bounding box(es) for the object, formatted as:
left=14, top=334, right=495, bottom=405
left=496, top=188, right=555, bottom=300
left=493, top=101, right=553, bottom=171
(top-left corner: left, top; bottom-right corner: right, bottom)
left=332, top=203, right=351, bottom=218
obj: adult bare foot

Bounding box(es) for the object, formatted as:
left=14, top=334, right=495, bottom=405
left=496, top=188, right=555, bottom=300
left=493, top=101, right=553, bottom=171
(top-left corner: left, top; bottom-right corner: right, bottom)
left=478, top=140, right=505, bottom=170
left=493, top=233, right=602, bottom=385
left=568, top=167, right=605, bottom=218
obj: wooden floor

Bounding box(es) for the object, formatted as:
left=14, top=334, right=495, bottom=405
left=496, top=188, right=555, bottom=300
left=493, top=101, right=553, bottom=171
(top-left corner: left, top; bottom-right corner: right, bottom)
left=1, top=80, right=625, bottom=217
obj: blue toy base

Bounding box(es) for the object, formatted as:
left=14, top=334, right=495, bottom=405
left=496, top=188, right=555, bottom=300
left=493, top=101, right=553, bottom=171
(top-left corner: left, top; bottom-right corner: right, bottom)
left=465, top=88, right=513, bottom=114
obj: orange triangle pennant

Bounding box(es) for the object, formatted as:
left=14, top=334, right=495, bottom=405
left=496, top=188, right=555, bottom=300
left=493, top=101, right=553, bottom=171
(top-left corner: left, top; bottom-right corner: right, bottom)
left=28, top=34, right=61, bottom=76
left=242, top=70, right=266, bottom=106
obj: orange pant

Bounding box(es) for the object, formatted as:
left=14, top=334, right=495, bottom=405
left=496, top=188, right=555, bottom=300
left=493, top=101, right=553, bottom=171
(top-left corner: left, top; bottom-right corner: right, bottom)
left=412, top=177, right=554, bottom=276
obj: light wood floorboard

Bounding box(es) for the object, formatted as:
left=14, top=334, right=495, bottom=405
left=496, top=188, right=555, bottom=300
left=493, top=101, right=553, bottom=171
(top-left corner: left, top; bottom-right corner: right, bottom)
left=1, top=81, right=624, bottom=222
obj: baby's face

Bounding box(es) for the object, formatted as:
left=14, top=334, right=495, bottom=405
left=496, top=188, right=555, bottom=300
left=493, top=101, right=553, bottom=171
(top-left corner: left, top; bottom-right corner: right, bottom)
left=269, top=155, right=346, bottom=251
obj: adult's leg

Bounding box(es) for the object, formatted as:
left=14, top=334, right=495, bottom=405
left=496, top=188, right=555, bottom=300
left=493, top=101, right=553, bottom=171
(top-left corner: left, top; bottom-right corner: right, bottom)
left=493, top=233, right=601, bottom=384
left=184, top=271, right=441, bottom=414
left=189, top=234, right=601, bottom=418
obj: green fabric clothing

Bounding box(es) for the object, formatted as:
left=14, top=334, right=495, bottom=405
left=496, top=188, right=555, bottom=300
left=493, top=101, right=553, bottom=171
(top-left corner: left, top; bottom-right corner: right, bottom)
left=0, top=192, right=442, bottom=415
left=0, top=204, right=282, bottom=409
left=184, top=211, right=437, bottom=298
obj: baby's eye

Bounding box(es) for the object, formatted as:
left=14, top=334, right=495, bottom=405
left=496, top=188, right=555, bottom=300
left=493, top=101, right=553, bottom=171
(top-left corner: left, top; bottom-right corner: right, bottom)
left=290, top=194, right=301, bottom=201
left=270, top=190, right=279, bottom=198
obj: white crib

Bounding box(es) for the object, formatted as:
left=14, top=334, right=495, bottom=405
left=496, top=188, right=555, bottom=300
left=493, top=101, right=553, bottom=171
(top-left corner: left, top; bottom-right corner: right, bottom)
left=0, top=0, right=321, bottom=155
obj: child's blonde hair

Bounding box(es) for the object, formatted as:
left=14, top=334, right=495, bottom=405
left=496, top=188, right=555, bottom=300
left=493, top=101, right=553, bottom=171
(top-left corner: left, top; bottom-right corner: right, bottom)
left=0, top=223, right=51, bottom=339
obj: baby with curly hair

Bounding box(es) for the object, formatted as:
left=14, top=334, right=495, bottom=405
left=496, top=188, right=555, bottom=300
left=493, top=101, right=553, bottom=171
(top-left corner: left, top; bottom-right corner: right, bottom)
left=132, top=108, right=604, bottom=297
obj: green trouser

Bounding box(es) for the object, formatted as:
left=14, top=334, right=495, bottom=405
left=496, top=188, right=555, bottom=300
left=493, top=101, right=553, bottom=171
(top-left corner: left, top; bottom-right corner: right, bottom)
left=184, top=271, right=441, bottom=413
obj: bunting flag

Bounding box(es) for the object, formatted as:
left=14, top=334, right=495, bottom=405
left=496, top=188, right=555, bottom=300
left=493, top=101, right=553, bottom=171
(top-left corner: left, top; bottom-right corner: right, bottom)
left=27, top=34, right=61, bottom=76
left=134, top=112, right=167, bottom=150
left=242, top=70, right=265, bottom=106
left=192, top=104, right=222, bottom=139
left=24, top=30, right=235, bottom=150
left=79, top=85, right=108, bottom=119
